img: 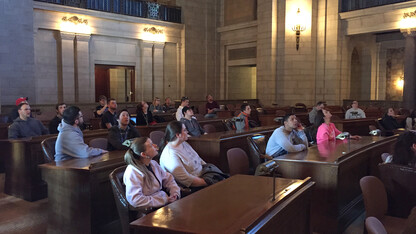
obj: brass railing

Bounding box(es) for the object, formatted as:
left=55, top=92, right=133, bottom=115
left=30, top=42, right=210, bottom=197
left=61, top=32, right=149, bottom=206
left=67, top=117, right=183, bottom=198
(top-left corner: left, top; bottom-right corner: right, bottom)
left=341, top=0, right=411, bottom=12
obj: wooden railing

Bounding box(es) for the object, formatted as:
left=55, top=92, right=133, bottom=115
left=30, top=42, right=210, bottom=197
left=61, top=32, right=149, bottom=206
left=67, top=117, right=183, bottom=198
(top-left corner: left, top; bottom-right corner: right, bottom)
left=341, top=0, right=411, bottom=12
left=34, top=0, right=181, bottom=23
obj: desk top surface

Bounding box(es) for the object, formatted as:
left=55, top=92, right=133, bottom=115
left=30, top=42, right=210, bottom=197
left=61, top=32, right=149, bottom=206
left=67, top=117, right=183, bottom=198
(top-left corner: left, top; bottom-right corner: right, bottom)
left=275, top=135, right=396, bottom=164
left=39, top=150, right=125, bottom=171
left=130, top=175, right=310, bottom=233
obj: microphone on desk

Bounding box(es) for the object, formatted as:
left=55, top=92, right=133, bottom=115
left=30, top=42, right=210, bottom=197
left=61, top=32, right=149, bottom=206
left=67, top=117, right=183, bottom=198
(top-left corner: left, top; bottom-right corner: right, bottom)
left=255, top=160, right=278, bottom=176
left=369, top=129, right=381, bottom=136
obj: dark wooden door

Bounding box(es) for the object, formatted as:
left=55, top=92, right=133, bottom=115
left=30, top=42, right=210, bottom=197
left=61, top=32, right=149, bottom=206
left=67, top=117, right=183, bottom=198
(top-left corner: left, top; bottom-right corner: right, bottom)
left=95, top=66, right=110, bottom=102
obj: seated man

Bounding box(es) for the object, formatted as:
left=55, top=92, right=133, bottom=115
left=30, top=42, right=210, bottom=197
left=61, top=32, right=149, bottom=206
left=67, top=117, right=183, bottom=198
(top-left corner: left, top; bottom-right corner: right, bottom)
left=237, top=103, right=251, bottom=129
left=8, top=97, right=29, bottom=123
left=205, top=94, right=220, bottom=118
left=180, top=106, right=206, bottom=137
left=8, top=103, right=48, bottom=139
left=308, top=101, right=325, bottom=124
left=49, top=103, right=66, bottom=134
left=176, top=96, right=189, bottom=121
left=107, top=109, right=140, bottom=151
left=101, top=98, right=118, bottom=129
left=266, top=114, right=308, bottom=157
left=55, top=106, right=107, bottom=161
left=345, top=100, right=366, bottom=119
left=94, top=95, right=108, bottom=118
left=163, top=97, right=175, bottom=113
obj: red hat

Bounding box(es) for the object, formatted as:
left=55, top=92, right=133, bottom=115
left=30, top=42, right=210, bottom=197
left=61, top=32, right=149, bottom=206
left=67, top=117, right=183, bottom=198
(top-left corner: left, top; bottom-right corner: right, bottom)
left=15, top=97, right=28, bottom=106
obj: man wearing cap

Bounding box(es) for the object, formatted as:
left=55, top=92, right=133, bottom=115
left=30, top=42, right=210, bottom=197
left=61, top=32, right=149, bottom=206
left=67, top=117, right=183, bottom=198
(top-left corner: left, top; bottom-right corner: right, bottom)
left=8, top=102, right=49, bottom=139
left=7, top=97, right=29, bottom=123
left=180, top=106, right=206, bottom=137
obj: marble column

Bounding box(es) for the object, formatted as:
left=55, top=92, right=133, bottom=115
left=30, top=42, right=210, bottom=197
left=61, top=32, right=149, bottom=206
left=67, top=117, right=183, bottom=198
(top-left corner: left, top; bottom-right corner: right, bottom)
left=75, top=34, right=91, bottom=103
left=403, top=32, right=416, bottom=109
left=60, top=32, right=76, bottom=103
left=140, top=41, right=154, bottom=101
left=153, top=42, right=165, bottom=99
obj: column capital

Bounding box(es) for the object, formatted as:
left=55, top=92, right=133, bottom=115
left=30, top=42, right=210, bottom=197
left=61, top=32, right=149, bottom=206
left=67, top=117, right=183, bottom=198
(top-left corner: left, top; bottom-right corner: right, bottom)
left=153, top=42, right=165, bottom=49
left=60, top=32, right=76, bottom=40
left=76, top=34, right=91, bottom=42
left=139, top=40, right=154, bottom=48
left=401, top=29, right=416, bottom=37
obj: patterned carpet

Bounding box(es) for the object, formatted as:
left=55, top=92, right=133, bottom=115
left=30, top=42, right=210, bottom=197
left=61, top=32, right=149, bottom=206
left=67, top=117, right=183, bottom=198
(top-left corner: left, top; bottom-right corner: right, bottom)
left=0, top=173, right=47, bottom=234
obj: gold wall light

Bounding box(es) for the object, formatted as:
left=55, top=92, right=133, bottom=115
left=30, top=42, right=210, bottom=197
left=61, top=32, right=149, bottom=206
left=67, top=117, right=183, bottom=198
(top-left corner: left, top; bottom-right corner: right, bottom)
left=291, top=8, right=306, bottom=51
left=60, top=15, right=90, bottom=34
left=142, top=27, right=165, bottom=42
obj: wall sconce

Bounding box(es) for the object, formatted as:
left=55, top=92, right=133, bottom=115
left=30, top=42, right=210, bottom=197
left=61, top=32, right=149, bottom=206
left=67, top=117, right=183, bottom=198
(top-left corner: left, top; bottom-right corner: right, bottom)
left=395, top=76, right=404, bottom=90
left=142, top=26, right=165, bottom=42
left=291, top=8, right=306, bottom=51
left=400, top=10, right=416, bottom=34
left=60, top=15, right=90, bottom=34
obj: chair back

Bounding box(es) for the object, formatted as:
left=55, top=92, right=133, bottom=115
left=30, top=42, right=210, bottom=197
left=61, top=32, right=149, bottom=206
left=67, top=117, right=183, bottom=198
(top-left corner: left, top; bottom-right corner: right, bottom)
left=149, top=131, right=165, bottom=146
left=246, top=134, right=268, bottom=170
left=41, top=136, right=57, bottom=163
left=365, top=217, right=387, bottom=234
left=378, top=163, right=416, bottom=217
left=89, top=138, right=108, bottom=150
left=376, top=118, right=393, bottom=136
left=227, top=148, right=249, bottom=176
left=226, top=104, right=235, bottom=111
left=223, top=118, right=235, bottom=131
left=203, top=124, right=216, bottom=133
left=360, top=176, right=388, bottom=219
left=109, top=166, right=153, bottom=234
left=193, top=114, right=204, bottom=121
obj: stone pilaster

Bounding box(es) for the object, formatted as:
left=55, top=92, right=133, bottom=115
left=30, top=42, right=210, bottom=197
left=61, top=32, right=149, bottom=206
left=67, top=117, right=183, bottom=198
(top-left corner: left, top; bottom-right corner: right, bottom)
left=153, top=42, right=165, bottom=99
left=60, top=32, right=76, bottom=103
left=403, top=32, right=416, bottom=109
left=140, top=41, right=154, bottom=101
left=75, top=34, right=91, bottom=103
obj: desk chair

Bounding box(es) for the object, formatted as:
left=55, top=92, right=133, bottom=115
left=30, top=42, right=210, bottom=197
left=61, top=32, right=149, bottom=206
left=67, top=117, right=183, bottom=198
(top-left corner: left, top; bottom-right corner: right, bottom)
left=89, top=137, right=108, bottom=150
left=227, top=148, right=249, bottom=176
left=202, top=124, right=216, bottom=133
left=247, top=134, right=271, bottom=173
left=378, top=163, right=416, bottom=218
left=360, top=176, right=407, bottom=233
left=109, top=166, right=154, bottom=234
left=149, top=130, right=165, bottom=146
left=365, top=217, right=387, bottom=234
left=41, top=136, right=57, bottom=163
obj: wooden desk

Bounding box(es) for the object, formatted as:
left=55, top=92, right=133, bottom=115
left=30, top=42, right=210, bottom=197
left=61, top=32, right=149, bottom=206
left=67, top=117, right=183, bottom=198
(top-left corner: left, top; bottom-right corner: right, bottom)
left=0, top=123, right=9, bottom=139
left=0, top=129, right=109, bottom=201
left=273, top=135, right=397, bottom=233
left=130, top=175, right=315, bottom=234
left=333, top=118, right=377, bottom=136
left=39, top=150, right=126, bottom=234
left=187, top=125, right=278, bottom=172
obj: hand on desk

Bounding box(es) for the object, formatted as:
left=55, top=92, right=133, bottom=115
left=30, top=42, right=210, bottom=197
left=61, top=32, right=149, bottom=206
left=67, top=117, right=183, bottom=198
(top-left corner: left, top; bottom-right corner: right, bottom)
left=168, top=194, right=179, bottom=203
left=350, top=135, right=361, bottom=140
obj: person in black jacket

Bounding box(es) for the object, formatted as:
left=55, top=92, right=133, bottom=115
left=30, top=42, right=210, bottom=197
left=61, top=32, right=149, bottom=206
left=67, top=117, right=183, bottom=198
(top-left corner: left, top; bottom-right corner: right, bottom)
left=136, top=101, right=155, bottom=126
left=107, top=109, right=140, bottom=151
left=382, top=108, right=400, bottom=131
left=49, top=103, right=66, bottom=134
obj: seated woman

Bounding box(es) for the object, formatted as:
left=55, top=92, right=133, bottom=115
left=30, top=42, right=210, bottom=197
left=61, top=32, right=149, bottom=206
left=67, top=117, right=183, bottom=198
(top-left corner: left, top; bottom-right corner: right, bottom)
left=390, top=131, right=416, bottom=167
left=382, top=108, right=400, bottom=131
left=123, top=137, right=180, bottom=209
left=406, top=110, right=416, bottom=131
left=136, top=101, right=155, bottom=126
left=315, top=108, right=360, bottom=144
left=107, top=109, right=140, bottom=151
left=159, top=121, right=227, bottom=189
left=149, top=97, right=165, bottom=114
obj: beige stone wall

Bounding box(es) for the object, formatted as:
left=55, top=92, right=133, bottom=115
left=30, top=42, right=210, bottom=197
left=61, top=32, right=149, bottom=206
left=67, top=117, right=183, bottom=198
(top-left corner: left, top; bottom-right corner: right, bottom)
left=228, top=66, right=256, bottom=99
left=0, top=0, right=36, bottom=112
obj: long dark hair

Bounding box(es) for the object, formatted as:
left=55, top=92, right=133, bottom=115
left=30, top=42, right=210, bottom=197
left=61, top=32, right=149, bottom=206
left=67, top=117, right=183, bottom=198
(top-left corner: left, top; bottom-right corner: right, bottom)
left=158, top=121, right=183, bottom=154
left=314, top=110, right=325, bottom=128
left=393, top=131, right=416, bottom=167
left=136, top=101, right=146, bottom=115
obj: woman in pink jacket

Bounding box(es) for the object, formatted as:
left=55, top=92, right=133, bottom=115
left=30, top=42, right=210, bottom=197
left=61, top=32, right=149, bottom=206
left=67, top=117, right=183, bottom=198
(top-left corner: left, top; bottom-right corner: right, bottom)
left=315, top=109, right=360, bottom=144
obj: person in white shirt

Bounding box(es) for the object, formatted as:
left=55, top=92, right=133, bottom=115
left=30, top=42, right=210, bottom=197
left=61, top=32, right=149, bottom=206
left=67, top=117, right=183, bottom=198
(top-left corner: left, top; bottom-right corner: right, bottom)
left=123, top=137, right=180, bottom=209
left=266, top=114, right=309, bottom=157
left=159, top=121, right=208, bottom=188
left=175, top=96, right=189, bottom=121
left=345, top=100, right=366, bottom=119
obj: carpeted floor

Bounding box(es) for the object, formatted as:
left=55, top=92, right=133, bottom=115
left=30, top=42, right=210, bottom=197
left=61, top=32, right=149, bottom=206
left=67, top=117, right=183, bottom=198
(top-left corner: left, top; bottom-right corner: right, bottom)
left=0, top=173, right=47, bottom=234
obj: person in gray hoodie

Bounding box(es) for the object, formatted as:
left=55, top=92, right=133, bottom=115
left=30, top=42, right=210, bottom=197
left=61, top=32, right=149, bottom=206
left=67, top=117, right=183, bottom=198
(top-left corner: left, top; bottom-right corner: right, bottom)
left=55, top=106, right=107, bottom=161
left=8, top=103, right=48, bottom=139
